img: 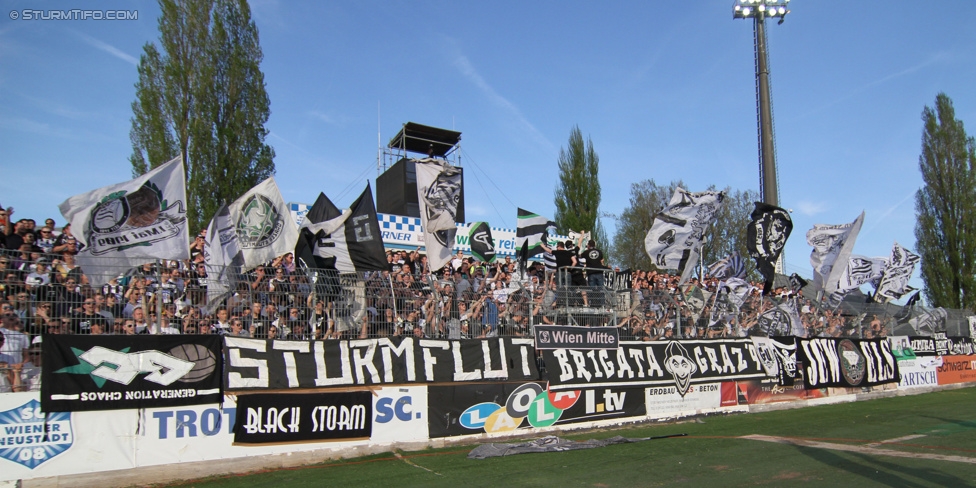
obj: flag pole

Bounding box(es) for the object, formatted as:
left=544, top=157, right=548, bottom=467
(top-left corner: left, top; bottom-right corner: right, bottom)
left=156, top=259, right=164, bottom=332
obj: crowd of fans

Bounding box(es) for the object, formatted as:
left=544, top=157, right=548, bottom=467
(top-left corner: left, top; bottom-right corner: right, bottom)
left=0, top=207, right=891, bottom=392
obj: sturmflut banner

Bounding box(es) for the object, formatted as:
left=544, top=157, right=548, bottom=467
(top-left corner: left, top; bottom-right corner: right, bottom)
left=223, top=337, right=539, bottom=391
left=542, top=339, right=768, bottom=397
left=41, top=335, right=222, bottom=412
left=796, top=338, right=899, bottom=389
left=233, top=391, right=372, bottom=444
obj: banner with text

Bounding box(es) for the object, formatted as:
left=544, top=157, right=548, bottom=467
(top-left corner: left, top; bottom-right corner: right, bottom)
left=935, top=355, right=976, bottom=385
left=735, top=378, right=825, bottom=405
left=534, top=325, right=620, bottom=350
left=796, top=338, right=899, bottom=389
left=224, top=337, right=539, bottom=391
left=232, top=391, right=372, bottom=444
left=896, top=357, right=940, bottom=389
left=542, top=339, right=768, bottom=397
left=903, top=335, right=975, bottom=357
left=41, top=335, right=222, bottom=412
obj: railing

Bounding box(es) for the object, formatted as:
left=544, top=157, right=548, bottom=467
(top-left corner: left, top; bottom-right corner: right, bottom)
left=3, top=250, right=975, bottom=393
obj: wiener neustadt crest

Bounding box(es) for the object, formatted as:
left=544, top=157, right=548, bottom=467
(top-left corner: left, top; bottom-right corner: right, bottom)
left=0, top=399, right=73, bottom=469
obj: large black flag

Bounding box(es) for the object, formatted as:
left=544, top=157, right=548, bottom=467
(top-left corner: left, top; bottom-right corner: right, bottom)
left=747, top=202, right=793, bottom=292
left=295, top=192, right=343, bottom=270
left=305, top=184, right=389, bottom=273
left=468, top=221, right=496, bottom=263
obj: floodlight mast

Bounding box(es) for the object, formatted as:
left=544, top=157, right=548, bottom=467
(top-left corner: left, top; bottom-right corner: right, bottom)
left=733, top=0, right=789, bottom=208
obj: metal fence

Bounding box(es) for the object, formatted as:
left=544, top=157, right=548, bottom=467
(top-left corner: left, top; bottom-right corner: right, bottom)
left=2, top=250, right=975, bottom=392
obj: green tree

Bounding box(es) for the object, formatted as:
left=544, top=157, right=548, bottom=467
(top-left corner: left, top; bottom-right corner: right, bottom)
left=129, top=0, right=275, bottom=233
left=610, top=179, right=760, bottom=277
left=915, top=93, right=976, bottom=311
left=554, top=126, right=607, bottom=252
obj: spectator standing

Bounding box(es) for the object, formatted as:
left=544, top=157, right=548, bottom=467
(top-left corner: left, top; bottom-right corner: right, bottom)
left=0, top=314, right=30, bottom=363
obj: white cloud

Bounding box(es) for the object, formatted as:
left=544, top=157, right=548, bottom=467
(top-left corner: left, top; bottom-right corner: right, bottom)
left=74, top=31, right=138, bottom=66
left=795, top=200, right=827, bottom=216
left=447, top=43, right=556, bottom=155
left=307, top=110, right=351, bottom=127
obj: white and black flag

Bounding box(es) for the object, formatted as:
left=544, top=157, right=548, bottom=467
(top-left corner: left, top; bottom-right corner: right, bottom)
left=416, top=159, right=462, bottom=272
left=707, top=251, right=746, bottom=280
left=58, top=156, right=190, bottom=286
left=875, top=242, right=920, bottom=302
left=294, top=192, right=343, bottom=270
left=683, top=285, right=711, bottom=324
left=788, top=273, right=809, bottom=294
left=747, top=202, right=793, bottom=289
left=836, top=255, right=886, bottom=293
left=708, top=277, right=753, bottom=330
left=755, top=297, right=805, bottom=337
left=806, top=211, right=865, bottom=294
left=751, top=336, right=798, bottom=386
left=644, top=188, right=725, bottom=284
left=303, top=184, right=388, bottom=273
left=203, top=204, right=245, bottom=306
left=229, top=177, right=300, bottom=271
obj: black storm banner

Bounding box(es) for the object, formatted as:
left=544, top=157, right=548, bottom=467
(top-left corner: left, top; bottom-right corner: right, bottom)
left=224, top=336, right=539, bottom=391
left=42, top=335, right=222, bottom=412
left=233, top=391, right=372, bottom=444
left=542, top=339, right=767, bottom=397
left=797, top=338, right=899, bottom=389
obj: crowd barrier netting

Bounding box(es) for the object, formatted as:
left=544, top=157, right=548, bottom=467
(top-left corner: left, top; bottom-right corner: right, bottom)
left=2, top=250, right=975, bottom=394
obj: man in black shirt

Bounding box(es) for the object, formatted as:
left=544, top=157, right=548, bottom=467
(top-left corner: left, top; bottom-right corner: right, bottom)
left=73, top=298, right=109, bottom=334
left=581, top=240, right=607, bottom=307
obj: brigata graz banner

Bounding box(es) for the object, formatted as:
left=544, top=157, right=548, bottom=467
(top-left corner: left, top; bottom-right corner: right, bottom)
left=233, top=391, right=372, bottom=444
left=41, top=335, right=222, bottom=412
left=224, top=336, right=539, bottom=391
left=796, top=337, right=899, bottom=389
left=542, top=339, right=768, bottom=397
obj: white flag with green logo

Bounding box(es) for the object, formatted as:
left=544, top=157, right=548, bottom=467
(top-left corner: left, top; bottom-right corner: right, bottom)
left=58, top=156, right=190, bottom=286
left=228, top=177, right=300, bottom=270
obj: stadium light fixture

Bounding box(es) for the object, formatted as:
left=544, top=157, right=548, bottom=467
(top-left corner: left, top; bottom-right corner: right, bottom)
left=732, top=0, right=791, bottom=208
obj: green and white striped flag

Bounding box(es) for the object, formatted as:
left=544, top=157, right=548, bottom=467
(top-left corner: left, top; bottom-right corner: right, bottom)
left=515, top=208, right=552, bottom=263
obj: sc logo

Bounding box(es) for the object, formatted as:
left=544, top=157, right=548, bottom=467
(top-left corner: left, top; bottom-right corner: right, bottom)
left=375, top=396, right=421, bottom=423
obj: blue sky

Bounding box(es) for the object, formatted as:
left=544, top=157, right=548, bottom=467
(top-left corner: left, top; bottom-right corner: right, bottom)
left=2, top=1, right=975, bottom=295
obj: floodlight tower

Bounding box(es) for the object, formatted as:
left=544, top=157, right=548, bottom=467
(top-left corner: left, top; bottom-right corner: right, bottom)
left=733, top=0, right=790, bottom=207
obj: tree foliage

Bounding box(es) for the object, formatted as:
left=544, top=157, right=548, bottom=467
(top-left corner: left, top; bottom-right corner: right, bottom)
left=914, top=93, right=976, bottom=311
left=554, top=126, right=608, bottom=251
left=610, top=179, right=760, bottom=278
left=130, top=0, right=275, bottom=233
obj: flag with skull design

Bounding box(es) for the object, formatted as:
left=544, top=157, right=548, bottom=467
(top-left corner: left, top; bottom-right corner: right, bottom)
left=644, top=188, right=725, bottom=284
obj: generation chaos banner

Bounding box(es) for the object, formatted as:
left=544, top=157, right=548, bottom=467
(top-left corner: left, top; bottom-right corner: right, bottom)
left=41, top=335, right=222, bottom=412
